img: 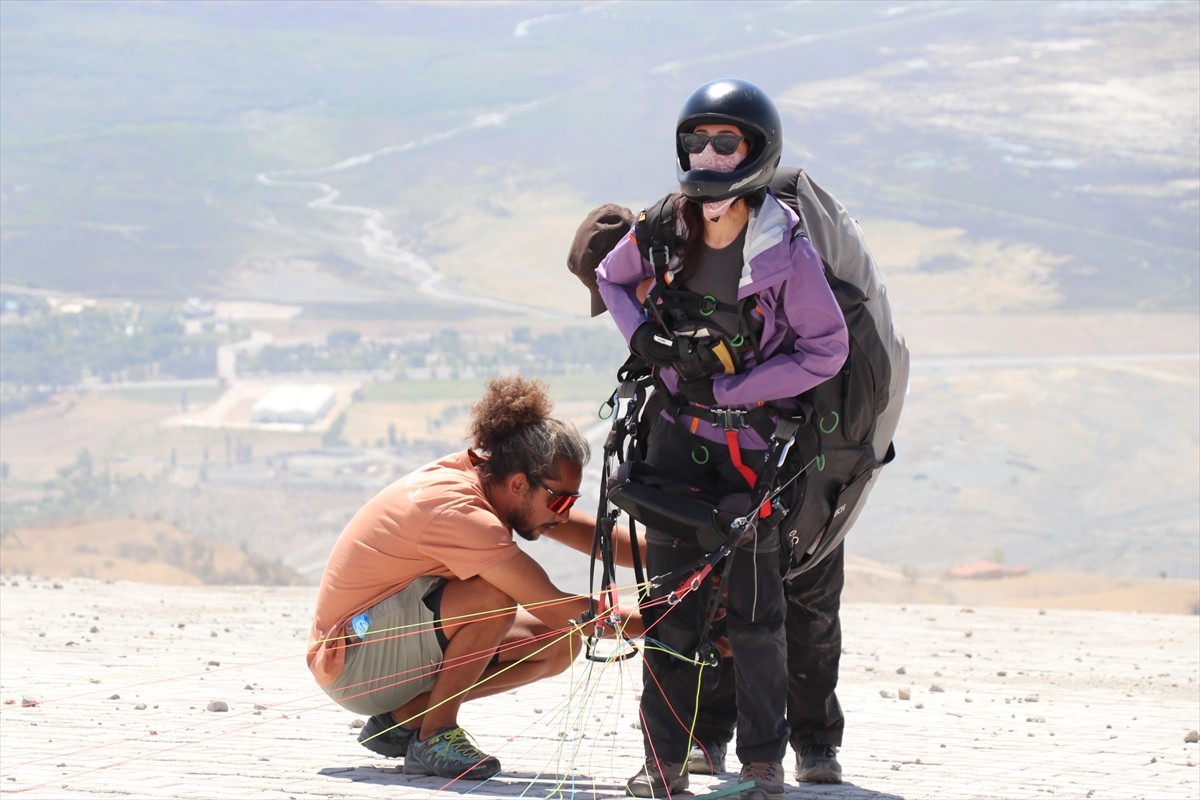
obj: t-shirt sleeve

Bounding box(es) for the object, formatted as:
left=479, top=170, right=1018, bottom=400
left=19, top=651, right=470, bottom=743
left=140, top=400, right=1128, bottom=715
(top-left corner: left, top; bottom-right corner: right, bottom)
left=415, top=498, right=521, bottom=580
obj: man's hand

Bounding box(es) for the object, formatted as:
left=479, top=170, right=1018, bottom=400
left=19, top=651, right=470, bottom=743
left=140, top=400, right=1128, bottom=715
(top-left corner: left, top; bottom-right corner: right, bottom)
left=630, top=323, right=678, bottom=368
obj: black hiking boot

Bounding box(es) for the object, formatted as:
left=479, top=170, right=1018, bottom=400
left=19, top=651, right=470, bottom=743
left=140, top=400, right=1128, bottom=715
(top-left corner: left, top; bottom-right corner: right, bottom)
left=357, top=714, right=416, bottom=758
left=687, top=740, right=727, bottom=774
left=795, top=744, right=842, bottom=784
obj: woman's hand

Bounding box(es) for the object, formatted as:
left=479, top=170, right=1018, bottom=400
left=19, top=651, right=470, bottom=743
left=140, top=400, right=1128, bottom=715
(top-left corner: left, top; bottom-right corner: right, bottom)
left=631, top=323, right=678, bottom=367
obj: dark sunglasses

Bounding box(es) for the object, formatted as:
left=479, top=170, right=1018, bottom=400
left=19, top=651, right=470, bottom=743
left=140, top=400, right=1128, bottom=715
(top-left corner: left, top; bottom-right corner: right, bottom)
left=679, top=132, right=746, bottom=156
left=531, top=476, right=580, bottom=514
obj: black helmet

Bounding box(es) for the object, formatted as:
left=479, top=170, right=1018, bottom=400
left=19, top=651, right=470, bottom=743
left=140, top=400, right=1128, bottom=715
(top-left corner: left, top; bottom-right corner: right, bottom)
left=676, top=78, right=783, bottom=202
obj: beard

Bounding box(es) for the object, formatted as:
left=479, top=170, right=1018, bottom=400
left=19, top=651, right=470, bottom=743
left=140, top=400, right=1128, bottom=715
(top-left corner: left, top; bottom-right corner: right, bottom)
left=510, top=504, right=541, bottom=541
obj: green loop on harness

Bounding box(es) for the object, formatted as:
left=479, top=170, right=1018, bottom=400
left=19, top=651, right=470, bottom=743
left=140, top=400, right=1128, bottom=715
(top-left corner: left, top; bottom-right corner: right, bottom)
left=730, top=333, right=744, bottom=347
left=819, top=411, right=840, bottom=434
left=691, top=445, right=710, bottom=465
left=700, top=295, right=717, bottom=317
left=815, top=454, right=826, bottom=472
left=598, top=400, right=613, bottom=420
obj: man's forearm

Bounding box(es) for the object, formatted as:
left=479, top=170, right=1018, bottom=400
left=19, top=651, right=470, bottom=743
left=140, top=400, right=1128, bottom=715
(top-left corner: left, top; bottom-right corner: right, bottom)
left=545, top=510, right=645, bottom=568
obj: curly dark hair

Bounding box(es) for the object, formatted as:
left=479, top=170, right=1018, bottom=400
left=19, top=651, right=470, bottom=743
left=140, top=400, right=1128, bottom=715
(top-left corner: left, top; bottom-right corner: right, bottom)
left=468, top=375, right=590, bottom=484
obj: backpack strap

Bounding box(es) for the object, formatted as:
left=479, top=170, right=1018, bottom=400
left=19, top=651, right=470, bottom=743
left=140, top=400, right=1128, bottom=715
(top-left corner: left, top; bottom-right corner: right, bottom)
left=594, top=355, right=654, bottom=590
left=635, top=194, right=680, bottom=331
left=637, top=194, right=766, bottom=373
left=635, top=194, right=678, bottom=277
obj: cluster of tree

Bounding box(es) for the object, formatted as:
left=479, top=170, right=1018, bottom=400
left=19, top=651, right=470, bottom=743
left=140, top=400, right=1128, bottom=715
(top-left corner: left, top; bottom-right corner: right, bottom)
left=238, top=326, right=627, bottom=377
left=0, top=302, right=228, bottom=391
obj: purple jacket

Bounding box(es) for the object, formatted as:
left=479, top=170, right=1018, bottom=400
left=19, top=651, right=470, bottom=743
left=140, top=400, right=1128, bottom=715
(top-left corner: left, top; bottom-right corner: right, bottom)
left=596, top=194, right=849, bottom=450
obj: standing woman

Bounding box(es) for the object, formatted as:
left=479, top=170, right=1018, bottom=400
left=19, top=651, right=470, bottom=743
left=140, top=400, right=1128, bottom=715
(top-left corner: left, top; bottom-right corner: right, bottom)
left=596, top=79, right=849, bottom=800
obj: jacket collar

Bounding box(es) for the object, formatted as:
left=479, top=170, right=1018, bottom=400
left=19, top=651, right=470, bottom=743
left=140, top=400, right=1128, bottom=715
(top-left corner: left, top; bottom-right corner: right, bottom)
left=738, top=193, right=801, bottom=295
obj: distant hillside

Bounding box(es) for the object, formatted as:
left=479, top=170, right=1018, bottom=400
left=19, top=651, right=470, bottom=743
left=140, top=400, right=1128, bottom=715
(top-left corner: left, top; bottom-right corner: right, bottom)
left=839, top=555, right=1199, bottom=617
left=6, top=517, right=1192, bottom=616
left=0, top=517, right=306, bottom=586
left=1, top=1, right=1196, bottom=311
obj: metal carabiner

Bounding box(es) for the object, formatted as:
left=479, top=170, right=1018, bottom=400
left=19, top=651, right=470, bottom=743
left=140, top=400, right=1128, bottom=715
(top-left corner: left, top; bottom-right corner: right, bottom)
left=713, top=408, right=749, bottom=430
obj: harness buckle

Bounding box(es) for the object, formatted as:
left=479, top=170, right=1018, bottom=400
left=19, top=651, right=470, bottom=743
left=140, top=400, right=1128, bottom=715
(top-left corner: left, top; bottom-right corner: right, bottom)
left=647, top=244, right=671, bottom=269
left=773, top=418, right=801, bottom=440
left=712, top=408, right=749, bottom=430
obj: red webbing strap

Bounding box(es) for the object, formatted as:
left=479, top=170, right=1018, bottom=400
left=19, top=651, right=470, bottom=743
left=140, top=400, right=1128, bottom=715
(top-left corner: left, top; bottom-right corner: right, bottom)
left=723, top=429, right=771, bottom=518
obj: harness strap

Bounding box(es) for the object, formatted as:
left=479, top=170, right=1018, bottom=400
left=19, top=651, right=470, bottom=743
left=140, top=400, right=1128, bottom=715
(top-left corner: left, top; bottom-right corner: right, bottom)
left=722, top=428, right=770, bottom=518
left=659, top=384, right=789, bottom=444
left=592, top=362, right=655, bottom=613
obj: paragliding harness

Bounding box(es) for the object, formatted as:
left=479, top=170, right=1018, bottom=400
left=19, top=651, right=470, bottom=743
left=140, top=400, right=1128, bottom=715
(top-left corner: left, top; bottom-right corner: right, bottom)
left=582, top=352, right=811, bottom=666
left=632, top=185, right=904, bottom=577
left=636, top=195, right=764, bottom=384
left=580, top=196, right=819, bottom=663
left=581, top=177, right=904, bottom=662
left=634, top=194, right=810, bottom=493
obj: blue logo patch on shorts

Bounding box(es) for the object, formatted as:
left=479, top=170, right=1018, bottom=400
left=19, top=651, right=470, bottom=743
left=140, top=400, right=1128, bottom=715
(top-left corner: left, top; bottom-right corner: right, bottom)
left=351, top=612, right=370, bottom=640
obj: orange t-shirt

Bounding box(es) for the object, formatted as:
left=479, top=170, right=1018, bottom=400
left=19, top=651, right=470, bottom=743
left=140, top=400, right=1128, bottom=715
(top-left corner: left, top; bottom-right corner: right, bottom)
left=306, top=450, right=521, bottom=687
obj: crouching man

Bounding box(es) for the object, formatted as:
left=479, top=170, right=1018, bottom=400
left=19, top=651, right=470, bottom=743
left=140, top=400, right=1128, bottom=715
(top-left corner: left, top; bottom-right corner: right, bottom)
left=307, top=375, right=641, bottom=780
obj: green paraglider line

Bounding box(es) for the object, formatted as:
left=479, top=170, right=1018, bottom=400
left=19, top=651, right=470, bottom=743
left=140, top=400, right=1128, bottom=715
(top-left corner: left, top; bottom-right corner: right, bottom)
left=690, top=780, right=757, bottom=800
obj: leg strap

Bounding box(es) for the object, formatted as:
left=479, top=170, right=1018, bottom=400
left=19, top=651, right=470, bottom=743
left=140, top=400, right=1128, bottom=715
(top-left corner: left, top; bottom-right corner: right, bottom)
left=724, top=428, right=771, bottom=519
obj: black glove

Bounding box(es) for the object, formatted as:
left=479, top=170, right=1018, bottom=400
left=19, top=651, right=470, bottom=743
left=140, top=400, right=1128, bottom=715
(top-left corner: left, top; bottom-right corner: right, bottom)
left=630, top=323, right=678, bottom=368
left=676, top=376, right=716, bottom=406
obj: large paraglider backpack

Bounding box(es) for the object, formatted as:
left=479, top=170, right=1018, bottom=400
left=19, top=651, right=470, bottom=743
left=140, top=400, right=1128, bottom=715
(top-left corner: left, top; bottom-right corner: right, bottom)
left=596, top=167, right=909, bottom=582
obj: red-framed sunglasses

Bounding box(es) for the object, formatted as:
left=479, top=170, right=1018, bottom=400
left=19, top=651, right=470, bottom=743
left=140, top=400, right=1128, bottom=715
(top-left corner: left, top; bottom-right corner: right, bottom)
left=530, top=476, right=580, bottom=514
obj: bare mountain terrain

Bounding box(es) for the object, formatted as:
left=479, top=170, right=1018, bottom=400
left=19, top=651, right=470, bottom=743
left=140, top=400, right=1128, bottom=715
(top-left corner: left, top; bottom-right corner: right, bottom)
left=1, top=1, right=1197, bottom=589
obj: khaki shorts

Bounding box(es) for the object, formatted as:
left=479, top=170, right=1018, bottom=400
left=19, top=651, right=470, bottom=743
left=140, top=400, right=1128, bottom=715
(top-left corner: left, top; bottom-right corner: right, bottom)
left=323, top=576, right=446, bottom=716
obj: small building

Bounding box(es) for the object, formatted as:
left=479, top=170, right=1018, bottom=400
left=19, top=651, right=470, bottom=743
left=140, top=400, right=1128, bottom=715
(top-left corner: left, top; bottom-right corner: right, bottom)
left=182, top=297, right=215, bottom=318
left=251, top=384, right=336, bottom=426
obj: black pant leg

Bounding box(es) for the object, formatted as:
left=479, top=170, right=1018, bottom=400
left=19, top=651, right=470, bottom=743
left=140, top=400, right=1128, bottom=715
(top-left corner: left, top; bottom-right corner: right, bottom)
left=785, top=541, right=845, bottom=749
left=637, top=417, right=789, bottom=763
left=639, top=530, right=712, bottom=764
left=726, top=528, right=790, bottom=764
left=692, top=652, right=736, bottom=746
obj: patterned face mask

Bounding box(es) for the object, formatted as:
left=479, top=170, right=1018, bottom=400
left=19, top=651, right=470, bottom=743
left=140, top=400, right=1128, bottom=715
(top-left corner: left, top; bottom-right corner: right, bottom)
left=689, top=144, right=746, bottom=221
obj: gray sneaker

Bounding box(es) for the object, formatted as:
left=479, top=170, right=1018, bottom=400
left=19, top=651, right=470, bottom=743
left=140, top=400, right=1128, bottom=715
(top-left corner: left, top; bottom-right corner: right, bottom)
left=626, top=760, right=688, bottom=798
left=357, top=714, right=416, bottom=758
left=687, top=740, right=727, bottom=774
left=403, top=726, right=500, bottom=780
left=795, top=744, right=842, bottom=784
left=738, top=761, right=785, bottom=800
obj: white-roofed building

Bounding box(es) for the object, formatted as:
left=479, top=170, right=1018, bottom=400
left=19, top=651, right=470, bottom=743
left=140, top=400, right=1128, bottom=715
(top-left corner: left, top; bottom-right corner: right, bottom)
left=250, top=384, right=336, bottom=426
